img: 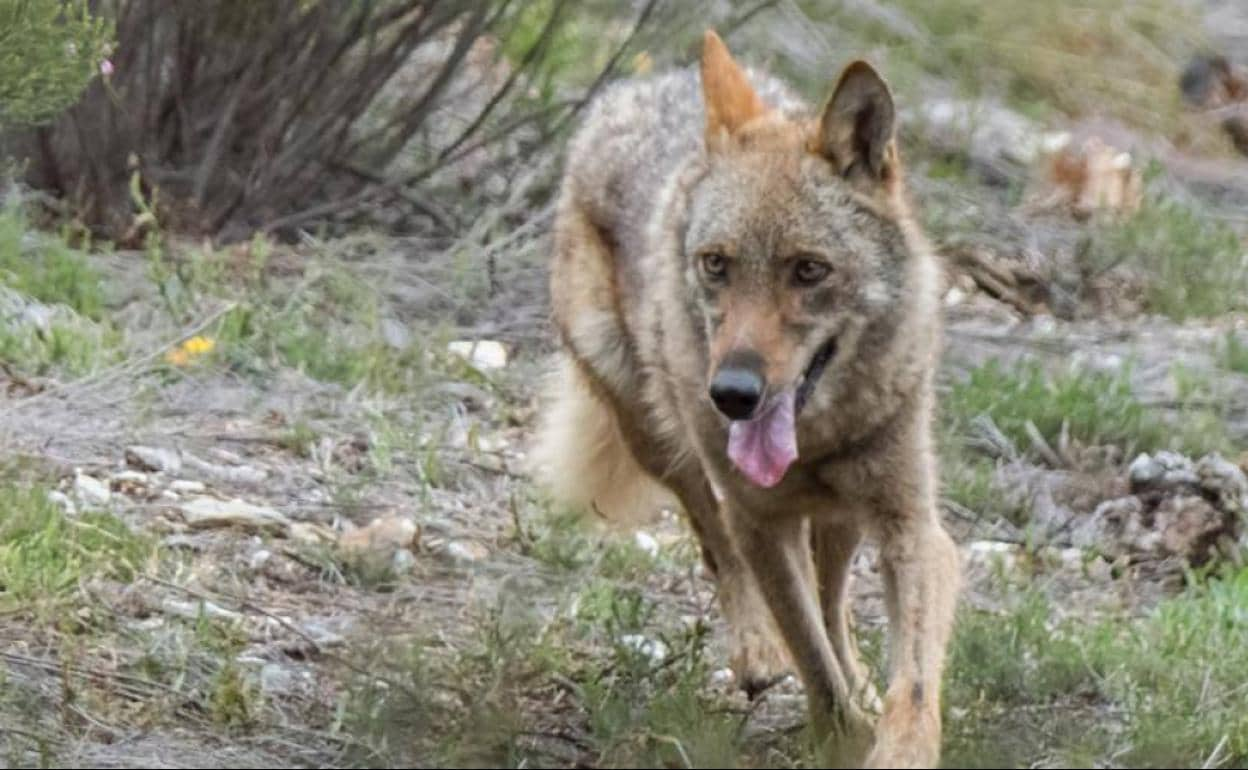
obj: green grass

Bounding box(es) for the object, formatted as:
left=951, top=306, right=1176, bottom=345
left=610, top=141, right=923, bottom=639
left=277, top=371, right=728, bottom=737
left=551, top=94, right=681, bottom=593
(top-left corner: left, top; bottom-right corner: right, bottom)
left=0, top=483, right=151, bottom=619
left=1218, top=331, right=1248, bottom=375
left=945, top=568, right=1248, bottom=767
left=0, top=204, right=107, bottom=320
left=943, top=358, right=1232, bottom=460
left=940, top=450, right=1029, bottom=525
left=0, top=205, right=123, bottom=377
left=798, top=0, right=1203, bottom=139
left=1084, top=182, right=1248, bottom=320
left=939, top=356, right=1235, bottom=524
left=0, top=316, right=120, bottom=377
left=152, top=249, right=482, bottom=397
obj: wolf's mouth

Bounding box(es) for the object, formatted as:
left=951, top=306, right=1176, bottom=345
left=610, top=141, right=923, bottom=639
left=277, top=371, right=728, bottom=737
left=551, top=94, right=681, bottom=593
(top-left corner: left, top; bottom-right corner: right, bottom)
left=724, top=335, right=838, bottom=488
left=794, top=336, right=838, bottom=414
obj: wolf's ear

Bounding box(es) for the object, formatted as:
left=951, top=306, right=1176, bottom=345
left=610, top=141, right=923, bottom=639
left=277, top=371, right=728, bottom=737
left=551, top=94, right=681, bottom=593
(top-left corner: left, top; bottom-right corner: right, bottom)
left=700, top=30, right=765, bottom=151
left=816, top=61, right=896, bottom=182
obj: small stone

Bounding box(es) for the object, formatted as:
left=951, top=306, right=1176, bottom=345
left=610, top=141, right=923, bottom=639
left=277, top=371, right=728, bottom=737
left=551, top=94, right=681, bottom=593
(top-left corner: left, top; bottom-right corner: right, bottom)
left=290, top=521, right=337, bottom=545
left=944, top=286, right=968, bottom=307
left=439, top=539, right=489, bottom=564
left=447, top=340, right=507, bottom=370
left=160, top=598, right=243, bottom=622
left=248, top=549, right=273, bottom=570
left=73, top=471, right=111, bottom=507
left=966, top=540, right=1020, bottom=571
left=1129, top=451, right=1199, bottom=492
left=633, top=531, right=660, bottom=558
left=162, top=534, right=204, bottom=552
left=338, top=514, right=419, bottom=555
left=381, top=317, right=411, bottom=349
left=1155, top=495, right=1228, bottom=565
left=178, top=496, right=290, bottom=534
left=1128, top=453, right=1161, bottom=488
left=1197, top=453, right=1248, bottom=514
left=259, top=663, right=295, bottom=695
left=126, top=445, right=182, bottom=473
left=392, top=548, right=416, bottom=573
left=183, top=454, right=267, bottom=485
left=47, top=490, right=76, bottom=515
left=619, top=634, right=669, bottom=664
left=170, top=479, right=206, bottom=494
left=299, top=618, right=347, bottom=648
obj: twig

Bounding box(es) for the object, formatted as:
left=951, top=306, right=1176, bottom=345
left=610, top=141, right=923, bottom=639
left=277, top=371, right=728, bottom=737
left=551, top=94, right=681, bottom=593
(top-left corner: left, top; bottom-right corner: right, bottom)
left=1201, top=734, right=1229, bottom=770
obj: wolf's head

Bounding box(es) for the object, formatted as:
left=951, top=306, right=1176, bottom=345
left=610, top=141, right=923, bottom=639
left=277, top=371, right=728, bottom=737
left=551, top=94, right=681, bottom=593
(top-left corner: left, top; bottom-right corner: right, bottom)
left=684, top=31, right=919, bottom=488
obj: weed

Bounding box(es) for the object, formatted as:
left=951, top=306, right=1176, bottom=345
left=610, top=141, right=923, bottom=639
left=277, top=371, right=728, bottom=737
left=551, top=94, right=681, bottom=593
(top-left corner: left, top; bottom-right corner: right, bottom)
left=944, top=358, right=1231, bottom=459
left=1218, top=331, right=1248, bottom=375
left=1085, top=184, right=1247, bottom=320
left=0, top=204, right=106, bottom=320
left=0, top=483, right=151, bottom=618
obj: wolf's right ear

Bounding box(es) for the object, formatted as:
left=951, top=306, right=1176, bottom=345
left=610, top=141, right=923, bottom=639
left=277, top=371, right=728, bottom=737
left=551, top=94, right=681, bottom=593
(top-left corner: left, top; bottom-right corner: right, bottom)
left=815, top=61, right=897, bottom=184
left=701, top=30, right=765, bottom=151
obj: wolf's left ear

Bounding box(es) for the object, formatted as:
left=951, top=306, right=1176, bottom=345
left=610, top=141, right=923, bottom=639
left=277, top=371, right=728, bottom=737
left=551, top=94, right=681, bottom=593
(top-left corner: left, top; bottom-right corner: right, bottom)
left=815, top=61, right=896, bottom=182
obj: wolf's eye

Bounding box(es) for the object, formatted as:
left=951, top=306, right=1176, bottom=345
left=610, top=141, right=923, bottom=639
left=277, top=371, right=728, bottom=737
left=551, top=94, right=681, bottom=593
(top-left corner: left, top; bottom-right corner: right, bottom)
left=701, top=253, right=728, bottom=280
left=793, top=259, right=830, bottom=286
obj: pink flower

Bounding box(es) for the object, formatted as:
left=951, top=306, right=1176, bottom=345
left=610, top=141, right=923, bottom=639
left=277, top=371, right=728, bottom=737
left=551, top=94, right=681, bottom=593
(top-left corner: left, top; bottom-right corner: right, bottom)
left=100, top=59, right=114, bottom=77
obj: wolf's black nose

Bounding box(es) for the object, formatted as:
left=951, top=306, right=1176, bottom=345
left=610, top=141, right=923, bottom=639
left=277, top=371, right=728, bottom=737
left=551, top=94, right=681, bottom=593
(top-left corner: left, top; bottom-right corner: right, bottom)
left=710, top=363, right=764, bottom=420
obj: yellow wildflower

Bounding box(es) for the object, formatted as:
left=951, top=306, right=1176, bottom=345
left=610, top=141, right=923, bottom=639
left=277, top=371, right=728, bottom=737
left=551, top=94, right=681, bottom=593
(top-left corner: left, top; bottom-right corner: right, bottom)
left=165, top=335, right=216, bottom=367
left=183, top=335, right=216, bottom=356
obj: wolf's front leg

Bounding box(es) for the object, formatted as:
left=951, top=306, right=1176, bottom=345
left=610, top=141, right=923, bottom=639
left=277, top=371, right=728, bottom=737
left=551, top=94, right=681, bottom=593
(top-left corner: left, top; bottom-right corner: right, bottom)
left=865, top=515, right=960, bottom=769
left=727, top=509, right=873, bottom=762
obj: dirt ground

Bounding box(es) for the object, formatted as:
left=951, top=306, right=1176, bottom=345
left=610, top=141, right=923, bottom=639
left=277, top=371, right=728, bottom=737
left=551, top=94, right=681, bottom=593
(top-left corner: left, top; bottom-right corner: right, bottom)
left=5, top=2, right=1248, bottom=768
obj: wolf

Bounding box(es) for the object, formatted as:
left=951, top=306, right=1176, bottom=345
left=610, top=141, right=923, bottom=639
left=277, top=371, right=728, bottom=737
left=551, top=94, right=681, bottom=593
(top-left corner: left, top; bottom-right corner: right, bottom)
left=533, top=30, right=961, bottom=768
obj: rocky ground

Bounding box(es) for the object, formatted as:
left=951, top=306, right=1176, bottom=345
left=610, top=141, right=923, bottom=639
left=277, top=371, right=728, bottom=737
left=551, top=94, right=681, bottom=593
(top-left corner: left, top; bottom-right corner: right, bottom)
left=4, top=1, right=1248, bottom=768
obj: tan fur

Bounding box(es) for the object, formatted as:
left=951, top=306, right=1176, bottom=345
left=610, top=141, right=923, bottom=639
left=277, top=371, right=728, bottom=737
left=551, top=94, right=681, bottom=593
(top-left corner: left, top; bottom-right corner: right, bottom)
left=532, top=30, right=961, bottom=768
left=530, top=354, right=675, bottom=524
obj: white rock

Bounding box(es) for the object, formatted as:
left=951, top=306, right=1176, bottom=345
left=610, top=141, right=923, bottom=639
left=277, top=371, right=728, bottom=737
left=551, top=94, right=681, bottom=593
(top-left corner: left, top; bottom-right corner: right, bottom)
left=259, top=662, right=297, bottom=695
left=111, top=470, right=149, bottom=485
left=47, top=490, right=76, bottom=515
left=126, top=445, right=182, bottom=473
left=183, top=454, right=267, bottom=485
left=966, top=540, right=1020, bottom=571
left=178, top=497, right=290, bottom=534
left=73, top=471, right=111, bottom=507
left=944, top=286, right=969, bottom=307
left=619, top=634, right=669, bottom=664
left=441, top=539, right=489, bottom=564
left=633, top=531, right=660, bottom=558
left=170, top=479, right=206, bottom=494
left=290, top=521, right=337, bottom=545
left=447, top=340, right=507, bottom=370
left=160, top=598, right=243, bottom=622
left=248, top=549, right=273, bottom=570
left=392, top=548, right=417, bottom=573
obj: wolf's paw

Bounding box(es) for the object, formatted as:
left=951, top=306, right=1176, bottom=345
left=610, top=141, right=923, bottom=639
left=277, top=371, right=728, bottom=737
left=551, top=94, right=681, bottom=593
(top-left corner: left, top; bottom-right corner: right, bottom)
left=728, top=623, right=791, bottom=699
left=862, top=685, right=941, bottom=769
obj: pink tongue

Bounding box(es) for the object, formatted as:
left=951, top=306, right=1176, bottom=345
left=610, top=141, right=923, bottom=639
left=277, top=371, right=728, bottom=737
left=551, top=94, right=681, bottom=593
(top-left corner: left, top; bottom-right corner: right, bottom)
left=727, top=390, right=798, bottom=488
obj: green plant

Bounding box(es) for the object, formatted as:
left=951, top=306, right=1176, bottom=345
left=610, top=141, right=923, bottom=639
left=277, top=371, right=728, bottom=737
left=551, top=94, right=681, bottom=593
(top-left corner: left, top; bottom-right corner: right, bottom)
left=0, top=0, right=113, bottom=126
left=1086, top=184, right=1247, bottom=319
left=0, top=203, right=106, bottom=319
left=0, top=483, right=151, bottom=617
